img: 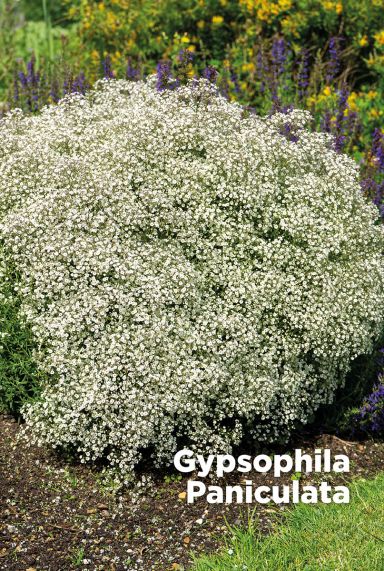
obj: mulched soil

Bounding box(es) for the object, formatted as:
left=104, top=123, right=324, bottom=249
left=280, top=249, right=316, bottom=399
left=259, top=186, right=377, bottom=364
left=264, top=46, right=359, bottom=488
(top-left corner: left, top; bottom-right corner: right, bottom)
left=1, top=414, right=384, bottom=571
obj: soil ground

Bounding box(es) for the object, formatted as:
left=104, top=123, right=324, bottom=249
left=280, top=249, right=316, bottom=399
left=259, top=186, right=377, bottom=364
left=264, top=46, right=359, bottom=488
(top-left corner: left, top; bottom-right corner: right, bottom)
left=1, top=414, right=384, bottom=571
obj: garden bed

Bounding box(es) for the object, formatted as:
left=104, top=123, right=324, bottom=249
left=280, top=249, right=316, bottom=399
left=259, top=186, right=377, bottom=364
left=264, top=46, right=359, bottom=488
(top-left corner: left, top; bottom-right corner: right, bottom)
left=1, top=414, right=384, bottom=570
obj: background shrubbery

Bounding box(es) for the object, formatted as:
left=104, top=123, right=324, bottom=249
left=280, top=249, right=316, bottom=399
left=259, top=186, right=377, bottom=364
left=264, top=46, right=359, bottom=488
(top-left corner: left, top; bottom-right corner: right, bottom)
left=2, top=2, right=384, bottom=195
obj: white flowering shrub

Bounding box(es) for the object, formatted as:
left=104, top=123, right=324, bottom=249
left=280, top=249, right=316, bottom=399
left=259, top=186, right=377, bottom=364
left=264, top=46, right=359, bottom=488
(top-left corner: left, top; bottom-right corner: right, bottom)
left=1, top=78, right=384, bottom=474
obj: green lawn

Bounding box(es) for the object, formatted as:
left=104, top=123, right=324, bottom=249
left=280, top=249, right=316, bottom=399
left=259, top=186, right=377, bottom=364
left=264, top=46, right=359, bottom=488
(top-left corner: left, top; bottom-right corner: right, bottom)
left=192, top=475, right=384, bottom=571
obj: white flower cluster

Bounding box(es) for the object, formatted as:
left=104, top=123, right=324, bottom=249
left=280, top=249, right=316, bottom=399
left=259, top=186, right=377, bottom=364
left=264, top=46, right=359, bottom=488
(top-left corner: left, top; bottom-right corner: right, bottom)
left=1, top=78, right=383, bottom=475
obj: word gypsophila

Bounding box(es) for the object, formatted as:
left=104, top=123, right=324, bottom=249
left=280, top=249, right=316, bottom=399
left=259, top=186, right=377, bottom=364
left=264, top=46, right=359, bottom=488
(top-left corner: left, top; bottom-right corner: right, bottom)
left=174, top=449, right=350, bottom=504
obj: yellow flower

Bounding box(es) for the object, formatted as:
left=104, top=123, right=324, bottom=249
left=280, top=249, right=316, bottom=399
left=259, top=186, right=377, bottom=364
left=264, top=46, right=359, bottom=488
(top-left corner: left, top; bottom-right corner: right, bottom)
left=306, top=96, right=317, bottom=106
left=359, top=35, right=368, bottom=47
left=347, top=92, right=358, bottom=112
left=257, top=8, right=270, bottom=21
left=197, top=20, right=205, bottom=29
left=323, top=86, right=332, bottom=97
left=367, top=55, right=376, bottom=67
left=212, top=15, right=224, bottom=25
left=336, top=2, right=342, bottom=14
left=242, top=62, right=255, bottom=73
left=98, top=2, right=105, bottom=11
left=278, top=0, right=292, bottom=10
left=367, top=90, right=378, bottom=100
left=374, top=30, right=384, bottom=46
left=281, top=16, right=299, bottom=37
left=91, top=50, right=100, bottom=62
left=370, top=108, right=380, bottom=118
left=181, top=35, right=190, bottom=44
left=68, top=6, right=77, bottom=18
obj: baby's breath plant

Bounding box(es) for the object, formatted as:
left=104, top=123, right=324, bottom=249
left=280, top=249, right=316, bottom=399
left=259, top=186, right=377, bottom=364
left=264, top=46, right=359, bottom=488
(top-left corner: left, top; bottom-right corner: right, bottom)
left=0, top=78, right=383, bottom=476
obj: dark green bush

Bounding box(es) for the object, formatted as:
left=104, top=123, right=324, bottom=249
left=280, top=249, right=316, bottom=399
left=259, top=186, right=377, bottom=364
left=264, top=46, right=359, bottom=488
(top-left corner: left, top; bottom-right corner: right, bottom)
left=0, top=247, right=43, bottom=415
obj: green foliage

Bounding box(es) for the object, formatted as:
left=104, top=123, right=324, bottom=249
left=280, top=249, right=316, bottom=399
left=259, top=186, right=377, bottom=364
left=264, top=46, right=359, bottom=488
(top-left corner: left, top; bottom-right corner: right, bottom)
left=309, top=338, right=384, bottom=435
left=192, top=475, right=384, bottom=570
left=0, top=1, right=78, bottom=104
left=0, top=247, right=43, bottom=415
left=21, top=0, right=68, bottom=23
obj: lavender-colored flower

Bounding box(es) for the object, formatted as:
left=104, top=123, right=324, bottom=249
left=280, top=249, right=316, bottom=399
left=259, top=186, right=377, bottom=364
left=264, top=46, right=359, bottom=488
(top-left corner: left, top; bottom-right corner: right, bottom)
left=271, top=37, right=286, bottom=77
left=17, top=56, right=40, bottom=112
left=103, top=55, right=114, bottom=79
left=361, top=178, right=384, bottom=217
left=270, top=38, right=288, bottom=111
left=50, top=79, right=60, bottom=103
left=18, top=70, right=28, bottom=89
left=256, top=47, right=267, bottom=94
left=72, top=72, right=88, bottom=95
left=202, top=66, right=218, bottom=83
left=354, top=377, right=384, bottom=435
left=333, top=84, right=349, bottom=152
left=230, top=68, right=241, bottom=95
left=298, top=49, right=309, bottom=101
left=320, top=110, right=332, bottom=133
left=177, top=48, right=194, bottom=66
left=219, top=74, right=230, bottom=100
left=372, top=128, right=384, bottom=173
left=27, top=56, right=36, bottom=85
left=126, top=58, right=139, bottom=81
left=280, top=122, right=299, bottom=142
left=156, top=61, right=172, bottom=91
left=326, top=36, right=341, bottom=84
left=63, top=72, right=73, bottom=96
left=281, top=104, right=294, bottom=114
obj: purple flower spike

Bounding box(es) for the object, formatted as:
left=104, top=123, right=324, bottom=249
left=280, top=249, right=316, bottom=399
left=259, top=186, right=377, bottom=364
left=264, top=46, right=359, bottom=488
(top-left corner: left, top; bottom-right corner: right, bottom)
left=126, top=58, right=139, bottom=81
left=326, top=37, right=342, bottom=84
left=271, top=37, right=286, bottom=77
left=103, top=55, right=115, bottom=79
left=372, top=128, right=384, bottom=173
left=202, top=66, right=218, bottom=83
left=298, top=49, right=309, bottom=101
left=50, top=79, right=60, bottom=103
left=256, top=48, right=267, bottom=94
left=156, top=61, right=172, bottom=91
left=353, top=376, right=384, bottom=435
left=177, top=49, right=194, bottom=66
left=280, top=122, right=299, bottom=142
left=230, top=68, right=241, bottom=94
left=72, top=72, right=88, bottom=95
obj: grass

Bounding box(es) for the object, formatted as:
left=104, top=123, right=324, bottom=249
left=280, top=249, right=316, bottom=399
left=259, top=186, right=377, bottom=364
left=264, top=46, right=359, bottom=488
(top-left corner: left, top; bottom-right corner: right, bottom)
left=192, top=474, right=384, bottom=571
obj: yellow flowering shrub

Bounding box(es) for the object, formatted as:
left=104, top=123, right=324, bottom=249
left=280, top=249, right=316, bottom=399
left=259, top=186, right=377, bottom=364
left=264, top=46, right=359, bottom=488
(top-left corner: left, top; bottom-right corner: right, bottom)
left=61, top=0, right=384, bottom=86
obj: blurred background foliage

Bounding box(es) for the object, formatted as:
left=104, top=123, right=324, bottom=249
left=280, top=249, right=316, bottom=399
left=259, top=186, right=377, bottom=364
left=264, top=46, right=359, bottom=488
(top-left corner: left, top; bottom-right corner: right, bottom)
left=1, top=1, right=384, bottom=93
left=1, top=1, right=384, bottom=157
